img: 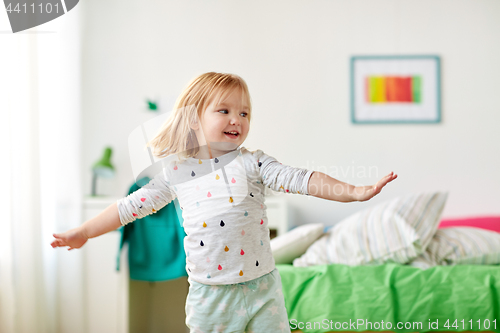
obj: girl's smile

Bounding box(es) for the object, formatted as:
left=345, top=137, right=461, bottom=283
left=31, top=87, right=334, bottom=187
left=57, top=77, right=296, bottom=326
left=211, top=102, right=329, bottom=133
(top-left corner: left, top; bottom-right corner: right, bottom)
left=224, top=131, right=240, bottom=139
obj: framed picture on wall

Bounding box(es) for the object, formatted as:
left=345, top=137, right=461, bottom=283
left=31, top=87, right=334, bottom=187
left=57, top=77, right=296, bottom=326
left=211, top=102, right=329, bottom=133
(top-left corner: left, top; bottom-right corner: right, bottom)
left=350, top=55, right=441, bottom=124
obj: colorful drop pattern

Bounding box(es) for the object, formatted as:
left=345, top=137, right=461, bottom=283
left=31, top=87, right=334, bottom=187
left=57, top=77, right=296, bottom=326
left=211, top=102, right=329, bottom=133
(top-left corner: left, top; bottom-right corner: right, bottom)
left=127, top=151, right=304, bottom=281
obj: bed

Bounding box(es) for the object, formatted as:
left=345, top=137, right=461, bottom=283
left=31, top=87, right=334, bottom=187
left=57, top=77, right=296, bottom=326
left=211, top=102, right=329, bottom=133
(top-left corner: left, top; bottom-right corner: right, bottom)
left=267, top=191, right=500, bottom=333
left=276, top=262, right=500, bottom=333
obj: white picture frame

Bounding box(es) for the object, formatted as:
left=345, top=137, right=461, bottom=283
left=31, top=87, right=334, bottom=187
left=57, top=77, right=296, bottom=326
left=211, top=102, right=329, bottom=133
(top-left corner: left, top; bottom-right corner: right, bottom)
left=350, top=55, right=441, bottom=124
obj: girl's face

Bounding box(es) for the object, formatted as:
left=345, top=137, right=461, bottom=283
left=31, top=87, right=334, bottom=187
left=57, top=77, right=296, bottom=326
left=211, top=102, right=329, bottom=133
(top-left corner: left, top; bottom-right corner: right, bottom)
left=193, top=87, right=250, bottom=154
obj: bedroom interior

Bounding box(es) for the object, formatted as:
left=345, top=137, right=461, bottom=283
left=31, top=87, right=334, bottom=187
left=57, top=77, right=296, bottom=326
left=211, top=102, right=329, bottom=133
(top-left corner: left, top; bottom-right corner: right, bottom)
left=2, top=1, right=499, bottom=333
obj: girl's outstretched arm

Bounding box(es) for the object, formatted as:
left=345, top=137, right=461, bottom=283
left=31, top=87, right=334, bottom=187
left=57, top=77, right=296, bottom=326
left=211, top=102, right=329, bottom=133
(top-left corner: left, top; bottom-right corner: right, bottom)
left=51, top=202, right=122, bottom=251
left=307, top=171, right=398, bottom=202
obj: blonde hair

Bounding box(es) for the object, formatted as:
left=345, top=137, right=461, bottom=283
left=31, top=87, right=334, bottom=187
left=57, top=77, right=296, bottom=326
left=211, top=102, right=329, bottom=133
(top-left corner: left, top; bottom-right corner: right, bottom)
left=146, top=72, right=252, bottom=160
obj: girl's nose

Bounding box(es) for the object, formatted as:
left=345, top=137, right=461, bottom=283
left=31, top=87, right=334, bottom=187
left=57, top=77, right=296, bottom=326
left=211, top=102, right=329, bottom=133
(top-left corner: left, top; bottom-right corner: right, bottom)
left=229, top=115, right=240, bottom=126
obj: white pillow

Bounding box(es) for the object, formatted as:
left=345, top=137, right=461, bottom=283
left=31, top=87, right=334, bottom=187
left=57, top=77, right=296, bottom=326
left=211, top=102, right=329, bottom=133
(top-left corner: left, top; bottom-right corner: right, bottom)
left=426, top=227, right=500, bottom=265
left=270, top=223, right=324, bottom=264
left=293, top=192, right=448, bottom=267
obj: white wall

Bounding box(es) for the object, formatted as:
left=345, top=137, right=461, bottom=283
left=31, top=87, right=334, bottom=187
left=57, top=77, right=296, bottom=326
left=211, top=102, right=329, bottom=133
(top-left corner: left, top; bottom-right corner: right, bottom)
left=81, top=0, right=500, bottom=228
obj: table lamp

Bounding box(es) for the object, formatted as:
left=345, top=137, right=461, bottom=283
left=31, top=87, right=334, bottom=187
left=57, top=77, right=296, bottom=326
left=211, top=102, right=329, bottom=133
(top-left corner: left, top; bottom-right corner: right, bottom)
left=91, top=146, right=116, bottom=197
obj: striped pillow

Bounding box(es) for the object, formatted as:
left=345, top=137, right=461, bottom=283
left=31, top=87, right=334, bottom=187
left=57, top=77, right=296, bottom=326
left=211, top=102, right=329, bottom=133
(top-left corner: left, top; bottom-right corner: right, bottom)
left=426, top=227, right=500, bottom=265
left=293, top=192, right=448, bottom=267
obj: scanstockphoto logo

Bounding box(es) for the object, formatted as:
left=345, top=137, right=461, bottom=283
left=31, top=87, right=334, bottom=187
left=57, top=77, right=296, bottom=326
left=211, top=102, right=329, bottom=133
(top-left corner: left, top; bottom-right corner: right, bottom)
left=3, top=0, right=79, bottom=33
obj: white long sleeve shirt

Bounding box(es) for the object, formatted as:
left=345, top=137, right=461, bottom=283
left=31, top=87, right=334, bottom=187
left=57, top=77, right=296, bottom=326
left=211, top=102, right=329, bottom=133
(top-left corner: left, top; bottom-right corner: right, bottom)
left=117, top=147, right=314, bottom=285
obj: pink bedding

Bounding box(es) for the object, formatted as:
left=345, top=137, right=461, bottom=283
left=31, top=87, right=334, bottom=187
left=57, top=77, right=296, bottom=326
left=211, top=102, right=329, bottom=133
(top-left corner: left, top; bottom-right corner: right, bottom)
left=438, top=216, right=500, bottom=233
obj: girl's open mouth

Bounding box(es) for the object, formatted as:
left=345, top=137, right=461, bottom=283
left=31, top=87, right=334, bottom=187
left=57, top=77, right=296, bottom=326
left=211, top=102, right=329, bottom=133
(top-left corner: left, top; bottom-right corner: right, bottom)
left=224, top=131, right=239, bottom=139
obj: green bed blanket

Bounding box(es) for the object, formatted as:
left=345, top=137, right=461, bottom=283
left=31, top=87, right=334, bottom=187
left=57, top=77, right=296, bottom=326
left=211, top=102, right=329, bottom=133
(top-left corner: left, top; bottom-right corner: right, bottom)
left=276, top=263, right=500, bottom=333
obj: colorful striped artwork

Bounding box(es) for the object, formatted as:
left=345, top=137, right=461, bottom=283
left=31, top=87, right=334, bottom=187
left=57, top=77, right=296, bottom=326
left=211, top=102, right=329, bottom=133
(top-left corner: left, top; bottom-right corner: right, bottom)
left=365, top=76, right=422, bottom=103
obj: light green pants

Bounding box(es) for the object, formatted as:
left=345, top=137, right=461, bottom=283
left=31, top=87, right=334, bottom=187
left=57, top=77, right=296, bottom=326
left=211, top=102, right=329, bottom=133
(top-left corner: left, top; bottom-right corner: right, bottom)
left=185, top=268, right=291, bottom=333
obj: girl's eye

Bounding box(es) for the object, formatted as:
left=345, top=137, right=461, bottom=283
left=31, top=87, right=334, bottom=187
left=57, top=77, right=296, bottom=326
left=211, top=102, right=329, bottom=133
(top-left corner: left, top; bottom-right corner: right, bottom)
left=218, top=109, right=248, bottom=117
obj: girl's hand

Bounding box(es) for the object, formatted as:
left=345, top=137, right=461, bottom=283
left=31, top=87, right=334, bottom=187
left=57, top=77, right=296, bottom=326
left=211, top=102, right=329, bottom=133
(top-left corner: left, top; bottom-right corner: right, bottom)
left=354, top=172, right=398, bottom=202
left=51, top=227, right=89, bottom=251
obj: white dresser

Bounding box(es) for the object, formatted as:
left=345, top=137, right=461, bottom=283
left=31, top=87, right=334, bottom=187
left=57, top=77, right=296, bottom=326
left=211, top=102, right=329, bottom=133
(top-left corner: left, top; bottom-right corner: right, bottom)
left=82, top=196, right=128, bottom=333
left=82, top=196, right=190, bottom=333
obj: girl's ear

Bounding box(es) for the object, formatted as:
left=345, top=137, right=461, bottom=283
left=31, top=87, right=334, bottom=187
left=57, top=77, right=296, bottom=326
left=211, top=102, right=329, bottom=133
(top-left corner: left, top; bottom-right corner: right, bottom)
left=190, top=119, right=199, bottom=131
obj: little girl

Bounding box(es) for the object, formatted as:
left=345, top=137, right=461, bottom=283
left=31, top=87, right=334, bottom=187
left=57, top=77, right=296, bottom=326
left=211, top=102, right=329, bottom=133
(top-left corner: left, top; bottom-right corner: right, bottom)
left=51, top=72, right=397, bottom=333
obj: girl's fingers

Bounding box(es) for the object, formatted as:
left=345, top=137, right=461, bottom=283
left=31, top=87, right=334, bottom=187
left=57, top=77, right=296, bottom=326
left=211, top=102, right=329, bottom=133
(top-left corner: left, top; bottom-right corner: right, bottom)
left=52, top=239, right=66, bottom=247
left=386, top=172, right=397, bottom=180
